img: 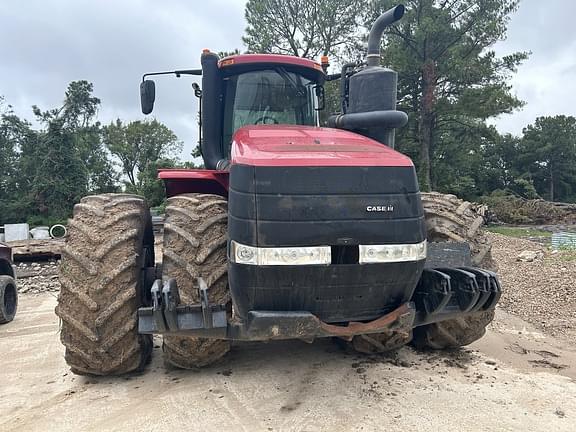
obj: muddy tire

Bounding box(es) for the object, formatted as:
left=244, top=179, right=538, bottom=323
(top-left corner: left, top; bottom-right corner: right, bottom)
left=412, top=309, right=495, bottom=349
left=350, top=329, right=412, bottom=354
left=412, top=192, right=496, bottom=350
left=421, top=192, right=495, bottom=270
left=55, top=194, right=154, bottom=376
left=162, top=193, right=231, bottom=369
left=0, top=275, right=18, bottom=324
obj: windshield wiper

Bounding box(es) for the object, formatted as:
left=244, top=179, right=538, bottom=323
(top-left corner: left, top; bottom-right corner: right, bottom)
left=274, top=67, right=307, bottom=97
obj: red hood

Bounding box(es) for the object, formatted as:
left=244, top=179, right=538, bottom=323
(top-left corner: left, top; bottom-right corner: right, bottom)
left=230, top=125, right=413, bottom=167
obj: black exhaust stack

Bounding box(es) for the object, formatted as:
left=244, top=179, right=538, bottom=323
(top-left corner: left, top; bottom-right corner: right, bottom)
left=366, top=5, right=405, bottom=67
left=328, top=4, right=406, bottom=148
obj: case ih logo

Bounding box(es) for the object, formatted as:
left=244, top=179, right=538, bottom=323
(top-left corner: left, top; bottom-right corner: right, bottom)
left=366, top=205, right=394, bottom=213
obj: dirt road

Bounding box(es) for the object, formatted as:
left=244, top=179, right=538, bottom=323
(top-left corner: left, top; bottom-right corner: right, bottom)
left=1, top=294, right=575, bottom=432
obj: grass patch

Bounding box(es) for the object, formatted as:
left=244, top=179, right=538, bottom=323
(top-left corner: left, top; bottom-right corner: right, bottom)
left=486, top=226, right=552, bottom=238
left=554, top=244, right=576, bottom=261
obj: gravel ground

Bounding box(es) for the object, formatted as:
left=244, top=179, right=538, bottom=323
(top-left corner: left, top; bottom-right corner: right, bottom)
left=14, top=260, right=60, bottom=294
left=489, top=232, right=576, bottom=340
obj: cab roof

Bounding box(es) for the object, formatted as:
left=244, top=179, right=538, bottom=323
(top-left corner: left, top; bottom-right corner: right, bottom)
left=218, top=54, right=325, bottom=83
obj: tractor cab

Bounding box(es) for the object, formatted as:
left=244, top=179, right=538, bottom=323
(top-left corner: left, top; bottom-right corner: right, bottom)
left=218, top=55, right=325, bottom=148
left=140, top=52, right=326, bottom=170
left=205, top=53, right=327, bottom=169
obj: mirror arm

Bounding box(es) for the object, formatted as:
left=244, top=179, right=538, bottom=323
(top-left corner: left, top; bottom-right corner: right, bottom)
left=325, top=73, right=341, bottom=81
left=142, top=69, right=202, bottom=81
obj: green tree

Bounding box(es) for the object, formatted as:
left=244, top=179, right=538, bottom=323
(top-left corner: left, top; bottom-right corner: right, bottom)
left=11, top=81, right=120, bottom=223
left=102, top=119, right=182, bottom=201
left=0, top=99, right=37, bottom=223
left=63, top=81, right=118, bottom=193
left=27, top=118, right=88, bottom=222
left=376, top=0, right=527, bottom=191
left=137, top=158, right=180, bottom=208
left=519, top=116, right=576, bottom=202
left=432, top=123, right=497, bottom=199
left=32, top=81, right=118, bottom=194
left=243, top=0, right=368, bottom=58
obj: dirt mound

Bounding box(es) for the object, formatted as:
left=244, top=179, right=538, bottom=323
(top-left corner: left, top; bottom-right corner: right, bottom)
left=486, top=195, right=576, bottom=225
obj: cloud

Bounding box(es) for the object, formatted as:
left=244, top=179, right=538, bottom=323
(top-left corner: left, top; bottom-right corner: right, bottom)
left=0, top=0, right=247, bottom=160
left=2, top=0, right=575, bottom=157
left=493, top=0, right=576, bottom=135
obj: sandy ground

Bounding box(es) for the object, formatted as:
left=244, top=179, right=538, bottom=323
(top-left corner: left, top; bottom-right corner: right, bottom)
left=1, top=294, right=575, bottom=432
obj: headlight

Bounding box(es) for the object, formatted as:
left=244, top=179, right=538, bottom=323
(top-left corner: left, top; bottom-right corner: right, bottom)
left=231, top=241, right=331, bottom=266
left=231, top=241, right=426, bottom=266
left=232, top=242, right=258, bottom=265
left=359, top=241, right=426, bottom=264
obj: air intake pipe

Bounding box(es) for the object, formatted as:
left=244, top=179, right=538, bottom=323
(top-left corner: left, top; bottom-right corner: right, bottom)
left=327, top=111, right=407, bottom=130
left=328, top=4, right=405, bottom=148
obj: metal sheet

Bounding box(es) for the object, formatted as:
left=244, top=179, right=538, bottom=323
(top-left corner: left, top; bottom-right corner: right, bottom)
left=551, top=232, right=576, bottom=250
left=4, top=224, right=29, bottom=242
left=425, top=242, right=471, bottom=268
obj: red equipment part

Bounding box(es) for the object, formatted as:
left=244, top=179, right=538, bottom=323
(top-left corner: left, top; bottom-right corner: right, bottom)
left=219, top=54, right=324, bottom=73
left=230, top=125, right=414, bottom=167
left=159, top=169, right=229, bottom=198
left=160, top=125, right=414, bottom=198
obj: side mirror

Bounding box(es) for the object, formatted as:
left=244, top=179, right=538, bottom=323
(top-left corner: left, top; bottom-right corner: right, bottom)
left=315, top=85, right=325, bottom=111
left=140, top=80, right=156, bottom=114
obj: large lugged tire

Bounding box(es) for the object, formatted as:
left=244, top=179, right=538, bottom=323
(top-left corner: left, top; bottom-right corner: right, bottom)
left=350, top=328, right=412, bottom=354
left=412, top=309, right=495, bottom=349
left=0, top=275, right=18, bottom=324
left=421, top=192, right=494, bottom=270
left=55, top=194, right=154, bottom=376
left=162, top=193, right=230, bottom=369
left=412, top=192, right=496, bottom=349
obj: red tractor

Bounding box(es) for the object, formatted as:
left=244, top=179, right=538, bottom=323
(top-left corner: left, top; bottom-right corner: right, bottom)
left=56, top=5, right=500, bottom=375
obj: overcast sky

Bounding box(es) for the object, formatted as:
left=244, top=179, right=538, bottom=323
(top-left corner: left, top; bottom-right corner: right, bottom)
left=0, top=0, right=573, bottom=161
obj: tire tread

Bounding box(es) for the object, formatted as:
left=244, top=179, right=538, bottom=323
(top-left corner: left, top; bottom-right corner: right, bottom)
left=55, top=194, right=153, bottom=376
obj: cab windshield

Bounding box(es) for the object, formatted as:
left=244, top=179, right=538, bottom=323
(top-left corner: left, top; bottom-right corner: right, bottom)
left=222, top=68, right=318, bottom=148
